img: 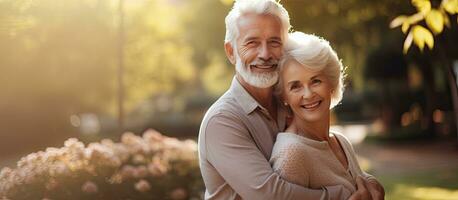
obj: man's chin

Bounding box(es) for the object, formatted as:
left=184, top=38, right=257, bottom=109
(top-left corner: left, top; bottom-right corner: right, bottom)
left=245, top=76, right=277, bottom=88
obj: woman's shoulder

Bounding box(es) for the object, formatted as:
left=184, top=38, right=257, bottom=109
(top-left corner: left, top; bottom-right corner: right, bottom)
left=271, top=133, right=311, bottom=165
left=274, top=132, right=305, bottom=149
left=330, top=131, right=352, bottom=146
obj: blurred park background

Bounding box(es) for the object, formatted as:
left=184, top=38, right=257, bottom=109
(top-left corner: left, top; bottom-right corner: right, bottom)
left=0, top=0, right=457, bottom=199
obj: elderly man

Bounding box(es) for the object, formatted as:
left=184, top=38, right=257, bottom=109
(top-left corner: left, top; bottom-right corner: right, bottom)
left=198, top=0, right=383, bottom=199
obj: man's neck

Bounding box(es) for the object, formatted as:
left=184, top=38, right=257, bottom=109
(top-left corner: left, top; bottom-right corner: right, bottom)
left=236, top=75, right=274, bottom=110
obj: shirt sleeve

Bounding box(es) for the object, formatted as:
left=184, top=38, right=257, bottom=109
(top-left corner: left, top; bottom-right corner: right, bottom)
left=204, top=113, right=351, bottom=200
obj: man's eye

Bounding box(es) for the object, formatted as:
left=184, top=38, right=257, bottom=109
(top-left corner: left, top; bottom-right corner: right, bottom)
left=270, top=41, right=282, bottom=48
left=246, top=41, right=257, bottom=46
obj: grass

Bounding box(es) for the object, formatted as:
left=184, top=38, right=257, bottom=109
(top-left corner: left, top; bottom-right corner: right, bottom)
left=378, top=168, right=458, bottom=200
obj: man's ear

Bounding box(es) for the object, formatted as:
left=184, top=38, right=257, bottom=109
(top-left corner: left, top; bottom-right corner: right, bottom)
left=224, top=42, right=236, bottom=65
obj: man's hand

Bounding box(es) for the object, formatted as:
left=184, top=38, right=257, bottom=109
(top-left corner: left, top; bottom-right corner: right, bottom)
left=348, top=176, right=371, bottom=200
left=365, top=177, right=385, bottom=200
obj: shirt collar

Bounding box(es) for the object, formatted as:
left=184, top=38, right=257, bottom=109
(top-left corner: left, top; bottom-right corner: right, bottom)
left=229, top=76, right=287, bottom=131
left=230, top=76, right=259, bottom=114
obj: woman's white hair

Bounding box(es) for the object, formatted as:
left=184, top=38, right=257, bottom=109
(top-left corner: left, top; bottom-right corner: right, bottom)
left=224, top=0, right=290, bottom=46
left=278, top=32, right=346, bottom=109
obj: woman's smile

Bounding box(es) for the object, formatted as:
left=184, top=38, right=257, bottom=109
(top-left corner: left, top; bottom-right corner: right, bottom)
left=301, top=100, right=322, bottom=110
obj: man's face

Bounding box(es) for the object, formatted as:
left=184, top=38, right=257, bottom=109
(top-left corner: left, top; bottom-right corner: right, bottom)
left=233, top=13, right=283, bottom=88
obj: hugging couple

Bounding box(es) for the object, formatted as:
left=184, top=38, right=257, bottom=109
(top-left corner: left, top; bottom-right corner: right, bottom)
left=198, top=0, right=384, bottom=199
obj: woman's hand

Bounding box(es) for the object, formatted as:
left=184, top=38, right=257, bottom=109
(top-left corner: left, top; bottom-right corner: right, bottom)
left=365, top=178, right=385, bottom=200
left=348, top=176, right=384, bottom=200
left=348, top=176, right=372, bottom=200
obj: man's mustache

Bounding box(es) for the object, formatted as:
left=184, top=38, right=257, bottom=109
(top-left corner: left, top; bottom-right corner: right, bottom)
left=249, top=59, right=279, bottom=66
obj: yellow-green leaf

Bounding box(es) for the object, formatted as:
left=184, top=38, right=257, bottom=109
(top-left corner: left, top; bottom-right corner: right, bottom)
left=403, top=31, right=414, bottom=54
left=442, top=0, right=458, bottom=14
left=390, top=15, right=408, bottom=28
left=443, top=11, right=451, bottom=28
left=407, top=12, right=425, bottom=24
left=412, top=0, right=431, bottom=14
left=425, top=9, right=444, bottom=34
left=412, top=25, right=434, bottom=51
left=402, top=22, right=410, bottom=33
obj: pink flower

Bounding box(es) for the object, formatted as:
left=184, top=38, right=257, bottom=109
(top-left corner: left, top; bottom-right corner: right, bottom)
left=81, top=181, right=98, bottom=194
left=142, top=129, right=164, bottom=143
left=147, top=160, right=168, bottom=177
left=121, top=165, right=135, bottom=179
left=170, top=188, right=187, bottom=200
left=134, top=179, right=151, bottom=193
left=133, top=165, right=148, bottom=179
left=46, top=179, right=59, bottom=191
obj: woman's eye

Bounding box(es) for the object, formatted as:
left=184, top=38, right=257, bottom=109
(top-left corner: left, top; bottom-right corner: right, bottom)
left=312, top=79, right=322, bottom=85
left=290, top=84, right=301, bottom=90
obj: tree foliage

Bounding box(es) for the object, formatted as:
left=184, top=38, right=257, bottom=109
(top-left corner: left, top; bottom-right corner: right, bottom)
left=390, top=0, right=458, bottom=53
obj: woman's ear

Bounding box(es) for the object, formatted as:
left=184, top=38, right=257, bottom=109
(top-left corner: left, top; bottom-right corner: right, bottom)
left=224, top=42, right=236, bottom=65
left=281, top=97, right=293, bottom=118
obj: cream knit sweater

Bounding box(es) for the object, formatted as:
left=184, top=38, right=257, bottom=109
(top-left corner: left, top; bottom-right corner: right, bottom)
left=270, top=131, right=371, bottom=196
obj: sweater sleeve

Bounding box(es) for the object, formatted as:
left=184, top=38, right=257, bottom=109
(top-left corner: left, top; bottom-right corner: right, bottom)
left=334, top=133, right=377, bottom=181
left=275, top=143, right=310, bottom=187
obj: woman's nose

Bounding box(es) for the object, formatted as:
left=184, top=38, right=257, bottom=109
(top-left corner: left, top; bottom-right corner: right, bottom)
left=302, top=87, right=313, bottom=99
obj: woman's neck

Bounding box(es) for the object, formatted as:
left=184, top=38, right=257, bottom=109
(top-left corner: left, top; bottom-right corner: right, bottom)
left=292, top=116, right=330, bottom=141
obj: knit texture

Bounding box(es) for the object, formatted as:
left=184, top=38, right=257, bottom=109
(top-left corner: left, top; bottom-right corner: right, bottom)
left=270, top=131, right=368, bottom=194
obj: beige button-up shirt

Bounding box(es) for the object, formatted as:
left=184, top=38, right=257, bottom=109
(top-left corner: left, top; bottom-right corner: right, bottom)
left=198, top=77, right=350, bottom=200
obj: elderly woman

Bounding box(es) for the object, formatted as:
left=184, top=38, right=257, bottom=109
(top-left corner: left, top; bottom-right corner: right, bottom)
left=270, top=32, right=384, bottom=199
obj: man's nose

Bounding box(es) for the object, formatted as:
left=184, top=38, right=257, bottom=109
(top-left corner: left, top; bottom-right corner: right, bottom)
left=258, top=43, right=272, bottom=61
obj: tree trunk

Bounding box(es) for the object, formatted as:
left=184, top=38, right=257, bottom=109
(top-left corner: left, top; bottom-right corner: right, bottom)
left=117, top=0, right=125, bottom=132
left=446, top=64, right=458, bottom=142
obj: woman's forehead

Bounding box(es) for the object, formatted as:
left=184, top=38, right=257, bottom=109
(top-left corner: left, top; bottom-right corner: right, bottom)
left=282, top=59, right=322, bottom=79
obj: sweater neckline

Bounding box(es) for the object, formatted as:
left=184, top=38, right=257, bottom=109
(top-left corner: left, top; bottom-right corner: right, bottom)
left=277, top=131, right=353, bottom=172
left=277, top=132, right=330, bottom=149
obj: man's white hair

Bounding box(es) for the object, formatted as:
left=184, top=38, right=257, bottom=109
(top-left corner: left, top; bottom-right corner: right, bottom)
left=224, top=0, right=291, bottom=45
left=278, top=32, right=346, bottom=109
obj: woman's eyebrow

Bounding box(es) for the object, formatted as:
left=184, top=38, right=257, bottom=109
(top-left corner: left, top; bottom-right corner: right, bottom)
left=310, top=75, right=320, bottom=80
left=287, top=80, right=300, bottom=86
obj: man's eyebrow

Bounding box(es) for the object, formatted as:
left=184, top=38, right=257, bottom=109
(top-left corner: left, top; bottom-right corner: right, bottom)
left=243, top=36, right=259, bottom=42
left=269, top=36, right=282, bottom=41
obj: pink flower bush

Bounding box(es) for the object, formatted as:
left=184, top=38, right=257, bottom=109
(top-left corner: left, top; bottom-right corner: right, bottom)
left=0, top=129, right=203, bottom=200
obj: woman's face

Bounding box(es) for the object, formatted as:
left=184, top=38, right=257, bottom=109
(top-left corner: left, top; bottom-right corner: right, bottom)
left=280, top=59, right=332, bottom=124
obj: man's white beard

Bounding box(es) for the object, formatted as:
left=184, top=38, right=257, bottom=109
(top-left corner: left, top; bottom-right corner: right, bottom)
left=235, top=53, right=278, bottom=89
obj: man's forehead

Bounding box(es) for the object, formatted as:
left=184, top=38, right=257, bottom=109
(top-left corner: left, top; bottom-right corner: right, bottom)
left=238, top=13, right=282, bottom=26
left=236, top=13, right=283, bottom=38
